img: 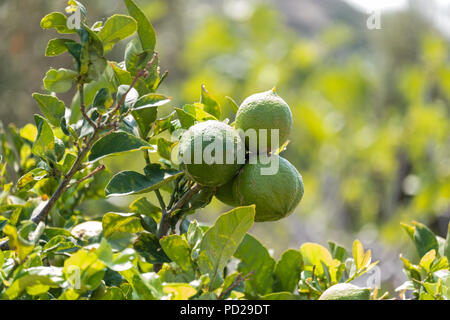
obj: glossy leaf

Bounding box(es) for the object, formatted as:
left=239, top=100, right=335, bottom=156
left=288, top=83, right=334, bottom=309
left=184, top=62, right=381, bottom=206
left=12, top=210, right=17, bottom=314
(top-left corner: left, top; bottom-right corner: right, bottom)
left=32, top=115, right=56, bottom=162
left=4, top=267, right=64, bottom=299
left=133, top=233, right=170, bottom=264
left=63, top=249, right=106, bottom=292
left=160, top=235, right=195, bottom=274
left=131, top=94, right=170, bottom=138
left=200, top=85, right=221, bottom=119
left=234, top=233, right=276, bottom=296
left=163, top=283, right=197, bottom=300
left=175, top=108, right=196, bottom=129
left=43, top=68, right=78, bottom=93
left=98, top=14, right=137, bottom=52
left=89, top=131, right=154, bottom=163
left=123, top=0, right=156, bottom=51
left=129, top=196, right=161, bottom=222
left=413, top=221, right=439, bottom=258
left=102, top=212, right=143, bottom=237
left=105, top=164, right=182, bottom=197
left=45, top=38, right=75, bottom=57
left=40, top=12, right=76, bottom=34
left=273, top=249, right=302, bottom=293
left=32, top=93, right=66, bottom=127
left=299, top=242, right=333, bottom=276
left=198, top=205, right=255, bottom=290
left=2, top=224, right=34, bottom=262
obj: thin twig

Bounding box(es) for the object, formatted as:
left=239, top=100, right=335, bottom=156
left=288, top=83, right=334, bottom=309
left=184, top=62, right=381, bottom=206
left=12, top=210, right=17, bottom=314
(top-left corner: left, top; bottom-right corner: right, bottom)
left=156, top=183, right=201, bottom=238
left=218, top=272, right=255, bottom=300
left=79, top=83, right=97, bottom=129
left=67, top=164, right=105, bottom=189
left=110, top=52, right=158, bottom=116
left=152, top=183, right=202, bottom=273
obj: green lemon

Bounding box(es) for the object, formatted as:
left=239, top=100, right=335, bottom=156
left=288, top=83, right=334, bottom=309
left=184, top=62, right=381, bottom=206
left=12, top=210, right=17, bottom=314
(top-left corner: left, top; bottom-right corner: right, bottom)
left=319, top=283, right=371, bottom=300
left=178, top=120, right=244, bottom=187
left=235, top=89, right=293, bottom=153
left=232, top=154, right=304, bottom=222
left=215, top=178, right=240, bottom=207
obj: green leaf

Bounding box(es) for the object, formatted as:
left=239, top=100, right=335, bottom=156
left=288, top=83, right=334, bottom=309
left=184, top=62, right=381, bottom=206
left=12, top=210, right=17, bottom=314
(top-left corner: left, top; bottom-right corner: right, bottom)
left=43, top=68, right=78, bottom=93
left=98, top=14, right=137, bottom=53
left=32, top=115, right=56, bottom=162
left=160, top=235, right=195, bottom=274
left=124, top=39, right=158, bottom=85
left=129, top=197, right=161, bottom=222
left=175, top=108, right=196, bottom=129
left=419, top=249, right=436, bottom=273
left=92, top=88, right=113, bottom=113
left=17, top=168, right=48, bottom=191
left=32, top=93, right=66, bottom=127
left=96, top=238, right=136, bottom=272
left=225, top=96, right=239, bottom=114
left=413, top=221, right=439, bottom=258
left=200, top=85, right=221, bottom=119
left=328, top=241, right=348, bottom=262
left=123, top=0, right=156, bottom=51
left=42, top=235, right=77, bottom=258
left=102, top=212, right=143, bottom=238
left=109, top=61, right=133, bottom=86
left=153, top=111, right=176, bottom=136
left=89, top=131, right=154, bottom=163
left=131, top=94, right=171, bottom=138
left=116, top=85, right=139, bottom=113
left=120, top=269, right=161, bottom=299
left=198, top=205, right=255, bottom=291
left=273, top=249, right=302, bottom=293
left=401, top=222, right=415, bottom=241
left=352, top=239, right=364, bottom=270
left=63, top=249, right=105, bottom=292
left=105, top=164, right=182, bottom=197
left=261, top=292, right=300, bottom=300
left=40, top=12, right=76, bottom=34
left=163, top=283, right=197, bottom=300
left=187, top=220, right=203, bottom=251
left=234, top=234, right=276, bottom=296
left=299, top=243, right=333, bottom=277
left=183, top=104, right=217, bottom=121
left=2, top=224, right=34, bottom=262
left=45, top=38, right=76, bottom=57
left=133, top=233, right=170, bottom=264
left=133, top=94, right=171, bottom=111
left=157, top=138, right=176, bottom=161
left=3, top=267, right=64, bottom=300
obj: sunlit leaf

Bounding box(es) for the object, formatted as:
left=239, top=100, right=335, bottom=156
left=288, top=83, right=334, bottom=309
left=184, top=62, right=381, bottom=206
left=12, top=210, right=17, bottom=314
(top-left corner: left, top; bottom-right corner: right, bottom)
left=89, top=131, right=155, bottom=163
left=273, top=249, right=302, bottom=293
left=123, top=0, right=156, bottom=51
left=198, top=205, right=255, bottom=291
left=98, top=14, right=137, bottom=52
left=102, top=212, right=143, bottom=237
left=32, top=93, right=66, bottom=127
left=105, top=164, right=182, bottom=197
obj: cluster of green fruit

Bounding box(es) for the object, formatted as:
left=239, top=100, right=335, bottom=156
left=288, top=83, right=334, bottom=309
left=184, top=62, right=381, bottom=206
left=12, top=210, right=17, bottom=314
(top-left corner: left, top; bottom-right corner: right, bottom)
left=178, top=89, right=304, bottom=222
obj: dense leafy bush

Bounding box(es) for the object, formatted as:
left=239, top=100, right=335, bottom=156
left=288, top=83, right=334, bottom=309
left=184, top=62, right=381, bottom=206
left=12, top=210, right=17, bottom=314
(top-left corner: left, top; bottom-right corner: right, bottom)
left=0, top=0, right=449, bottom=300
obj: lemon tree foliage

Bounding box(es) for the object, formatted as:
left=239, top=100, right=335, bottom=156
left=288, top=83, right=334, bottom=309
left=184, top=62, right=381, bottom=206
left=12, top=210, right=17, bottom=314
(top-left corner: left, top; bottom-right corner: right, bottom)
left=0, top=0, right=449, bottom=301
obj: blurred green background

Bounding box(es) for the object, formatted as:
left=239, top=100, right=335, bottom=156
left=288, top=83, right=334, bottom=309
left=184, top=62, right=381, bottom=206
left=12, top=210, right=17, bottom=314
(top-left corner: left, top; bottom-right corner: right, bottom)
left=0, top=0, right=449, bottom=293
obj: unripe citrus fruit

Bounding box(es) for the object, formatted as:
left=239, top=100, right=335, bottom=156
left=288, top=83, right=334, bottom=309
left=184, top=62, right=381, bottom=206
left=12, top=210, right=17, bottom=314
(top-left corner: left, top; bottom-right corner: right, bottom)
left=319, top=283, right=371, bottom=300
left=232, top=154, right=304, bottom=222
left=215, top=179, right=240, bottom=207
left=235, top=89, right=293, bottom=153
left=178, top=120, right=244, bottom=187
